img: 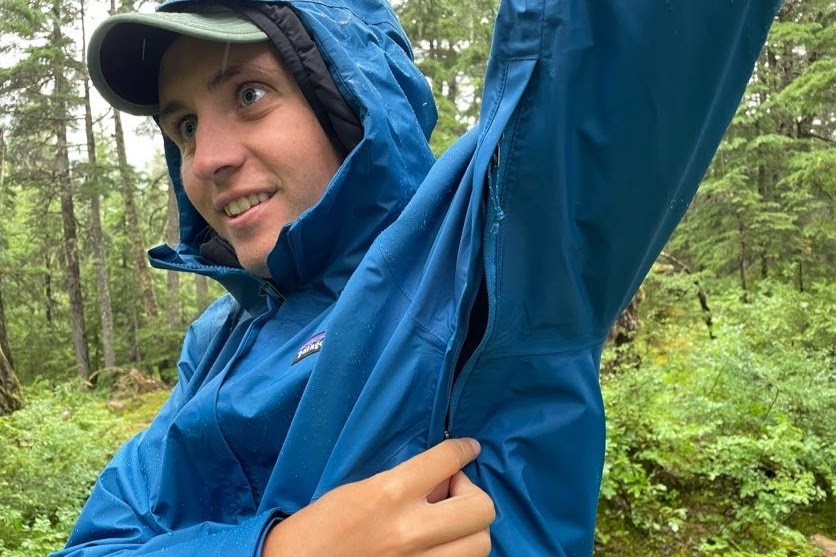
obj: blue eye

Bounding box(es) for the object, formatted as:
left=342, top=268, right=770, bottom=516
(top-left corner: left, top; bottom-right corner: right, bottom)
left=240, top=85, right=266, bottom=106
left=179, top=117, right=197, bottom=139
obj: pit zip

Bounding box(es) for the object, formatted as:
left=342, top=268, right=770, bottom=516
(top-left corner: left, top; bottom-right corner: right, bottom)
left=443, top=138, right=503, bottom=439
left=443, top=279, right=481, bottom=440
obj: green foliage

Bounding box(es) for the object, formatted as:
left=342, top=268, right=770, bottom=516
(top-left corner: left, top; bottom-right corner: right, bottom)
left=597, top=280, right=835, bottom=555
left=670, top=0, right=835, bottom=292
left=0, top=380, right=168, bottom=556
left=396, top=0, right=499, bottom=154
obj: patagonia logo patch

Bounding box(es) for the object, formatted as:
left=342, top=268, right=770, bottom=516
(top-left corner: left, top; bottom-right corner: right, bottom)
left=293, top=331, right=325, bottom=364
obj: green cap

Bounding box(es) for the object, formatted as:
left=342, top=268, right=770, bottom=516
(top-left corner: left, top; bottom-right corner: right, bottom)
left=88, top=5, right=267, bottom=116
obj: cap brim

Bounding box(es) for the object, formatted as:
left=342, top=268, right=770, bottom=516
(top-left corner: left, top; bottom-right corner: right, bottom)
left=88, top=6, right=267, bottom=116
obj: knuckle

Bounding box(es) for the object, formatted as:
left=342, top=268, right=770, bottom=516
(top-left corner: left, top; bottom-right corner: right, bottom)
left=451, top=439, right=469, bottom=464
left=449, top=438, right=474, bottom=467
left=377, top=474, right=407, bottom=502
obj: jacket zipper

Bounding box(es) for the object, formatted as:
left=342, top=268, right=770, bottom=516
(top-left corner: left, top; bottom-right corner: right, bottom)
left=443, top=137, right=503, bottom=439
left=258, top=280, right=285, bottom=302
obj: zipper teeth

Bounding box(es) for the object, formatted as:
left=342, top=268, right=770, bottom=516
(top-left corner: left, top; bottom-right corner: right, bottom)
left=444, top=140, right=502, bottom=438
left=157, top=257, right=287, bottom=301
left=444, top=306, right=471, bottom=437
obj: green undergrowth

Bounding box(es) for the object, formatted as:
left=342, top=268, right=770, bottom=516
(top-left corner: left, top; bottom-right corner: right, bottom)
left=0, top=379, right=169, bottom=557
left=596, top=280, right=835, bottom=556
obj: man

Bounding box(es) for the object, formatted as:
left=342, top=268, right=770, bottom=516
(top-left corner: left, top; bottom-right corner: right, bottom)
left=60, top=0, right=780, bottom=555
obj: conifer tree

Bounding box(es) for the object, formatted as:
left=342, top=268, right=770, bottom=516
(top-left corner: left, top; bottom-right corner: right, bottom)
left=0, top=0, right=91, bottom=377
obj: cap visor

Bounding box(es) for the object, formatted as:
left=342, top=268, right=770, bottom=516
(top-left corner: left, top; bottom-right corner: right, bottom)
left=88, top=7, right=267, bottom=115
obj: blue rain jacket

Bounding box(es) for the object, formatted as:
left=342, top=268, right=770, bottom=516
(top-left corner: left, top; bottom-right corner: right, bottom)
left=58, top=0, right=780, bottom=555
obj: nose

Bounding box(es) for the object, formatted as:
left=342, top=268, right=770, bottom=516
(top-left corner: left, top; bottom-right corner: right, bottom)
left=189, top=117, right=245, bottom=183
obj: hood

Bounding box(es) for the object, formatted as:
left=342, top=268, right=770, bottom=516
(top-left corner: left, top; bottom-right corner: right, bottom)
left=148, top=0, right=437, bottom=306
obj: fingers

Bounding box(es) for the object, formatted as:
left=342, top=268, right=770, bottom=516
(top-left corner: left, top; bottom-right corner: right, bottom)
left=383, top=438, right=481, bottom=497
left=263, top=439, right=492, bottom=557
left=418, top=472, right=495, bottom=546
left=448, top=469, right=484, bottom=498
left=426, top=477, right=452, bottom=504
left=422, top=528, right=492, bottom=557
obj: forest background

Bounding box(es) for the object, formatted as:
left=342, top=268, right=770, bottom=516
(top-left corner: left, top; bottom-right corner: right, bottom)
left=0, top=0, right=833, bottom=555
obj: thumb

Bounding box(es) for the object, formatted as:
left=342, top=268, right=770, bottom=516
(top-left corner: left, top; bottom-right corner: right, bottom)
left=387, top=438, right=481, bottom=496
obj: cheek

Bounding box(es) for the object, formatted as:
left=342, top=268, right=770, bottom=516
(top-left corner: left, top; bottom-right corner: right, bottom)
left=291, top=167, right=333, bottom=217
left=181, top=174, right=214, bottom=223
left=296, top=142, right=342, bottom=207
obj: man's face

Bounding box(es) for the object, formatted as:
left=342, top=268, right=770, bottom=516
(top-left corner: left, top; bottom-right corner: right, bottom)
left=159, top=37, right=342, bottom=278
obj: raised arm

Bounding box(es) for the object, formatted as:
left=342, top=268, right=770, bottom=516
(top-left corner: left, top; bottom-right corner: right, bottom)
left=450, top=1, right=782, bottom=555
left=479, top=0, right=782, bottom=343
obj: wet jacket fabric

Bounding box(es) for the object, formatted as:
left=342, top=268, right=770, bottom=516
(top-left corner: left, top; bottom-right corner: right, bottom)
left=58, top=0, right=780, bottom=555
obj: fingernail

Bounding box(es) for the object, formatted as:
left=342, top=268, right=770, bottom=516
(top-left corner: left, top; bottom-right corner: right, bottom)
left=467, top=438, right=481, bottom=456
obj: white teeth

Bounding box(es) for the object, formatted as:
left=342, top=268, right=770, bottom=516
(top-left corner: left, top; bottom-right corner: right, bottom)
left=224, top=192, right=271, bottom=217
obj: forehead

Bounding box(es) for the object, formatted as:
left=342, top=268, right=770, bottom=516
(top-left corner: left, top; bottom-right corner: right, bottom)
left=158, top=37, right=284, bottom=100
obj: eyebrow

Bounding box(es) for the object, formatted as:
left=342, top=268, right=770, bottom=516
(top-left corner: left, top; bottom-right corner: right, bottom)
left=159, top=61, right=275, bottom=120
left=159, top=100, right=187, bottom=121
left=159, top=65, right=244, bottom=121
left=207, top=64, right=245, bottom=92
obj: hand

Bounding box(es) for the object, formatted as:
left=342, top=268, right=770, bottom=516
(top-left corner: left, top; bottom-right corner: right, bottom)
left=262, top=438, right=495, bottom=556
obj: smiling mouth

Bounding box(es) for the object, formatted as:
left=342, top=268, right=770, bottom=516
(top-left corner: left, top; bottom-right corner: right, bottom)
left=224, top=192, right=272, bottom=217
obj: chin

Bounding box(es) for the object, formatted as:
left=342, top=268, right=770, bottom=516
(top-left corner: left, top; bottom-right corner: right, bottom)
left=244, top=261, right=272, bottom=278
left=237, top=253, right=271, bottom=278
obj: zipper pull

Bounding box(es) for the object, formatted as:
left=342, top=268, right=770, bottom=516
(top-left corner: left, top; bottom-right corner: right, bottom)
left=259, top=281, right=284, bottom=300
left=491, top=139, right=501, bottom=169
left=488, top=135, right=505, bottom=223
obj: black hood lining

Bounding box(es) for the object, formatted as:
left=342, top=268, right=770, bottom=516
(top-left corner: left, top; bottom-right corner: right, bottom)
left=231, top=3, right=364, bottom=158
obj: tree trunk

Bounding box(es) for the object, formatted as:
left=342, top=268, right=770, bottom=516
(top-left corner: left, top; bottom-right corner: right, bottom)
left=81, top=3, right=116, bottom=370
left=0, top=344, right=23, bottom=416
left=0, top=126, right=5, bottom=191
left=129, top=303, right=142, bottom=364
left=113, top=111, right=159, bottom=319
left=53, top=2, right=91, bottom=379
left=44, top=254, right=54, bottom=325
left=608, top=294, right=640, bottom=348
left=797, top=259, right=804, bottom=293
left=660, top=251, right=714, bottom=340
left=0, top=128, right=13, bottom=370
left=737, top=217, right=749, bottom=302
left=195, top=275, right=209, bottom=316
left=757, top=162, right=769, bottom=280
left=604, top=292, right=642, bottom=372
left=0, top=279, right=12, bottom=371
left=166, top=179, right=182, bottom=328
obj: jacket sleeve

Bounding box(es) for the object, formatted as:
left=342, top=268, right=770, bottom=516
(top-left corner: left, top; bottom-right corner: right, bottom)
left=454, top=1, right=781, bottom=556
left=51, top=299, right=281, bottom=557
left=476, top=0, right=782, bottom=346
